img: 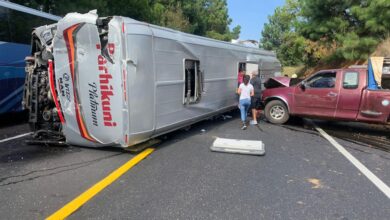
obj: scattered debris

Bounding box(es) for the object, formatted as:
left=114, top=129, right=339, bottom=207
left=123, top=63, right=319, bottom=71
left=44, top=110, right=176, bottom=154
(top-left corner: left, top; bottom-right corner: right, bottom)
left=328, top=169, right=343, bottom=175
left=306, top=178, right=323, bottom=189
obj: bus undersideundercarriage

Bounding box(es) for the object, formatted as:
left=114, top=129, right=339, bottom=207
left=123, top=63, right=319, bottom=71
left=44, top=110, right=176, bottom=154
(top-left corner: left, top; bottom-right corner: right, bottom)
left=23, top=25, right=64, bottom=144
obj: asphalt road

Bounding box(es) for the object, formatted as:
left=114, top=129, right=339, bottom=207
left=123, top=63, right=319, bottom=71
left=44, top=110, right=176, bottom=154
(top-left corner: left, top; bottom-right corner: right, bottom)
left=0, top=112, right=389, bottom=219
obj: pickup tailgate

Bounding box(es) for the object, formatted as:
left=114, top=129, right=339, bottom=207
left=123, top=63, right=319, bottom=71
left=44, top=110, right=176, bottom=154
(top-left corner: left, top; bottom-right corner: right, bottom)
left=358, top=90, right=390, bottom=123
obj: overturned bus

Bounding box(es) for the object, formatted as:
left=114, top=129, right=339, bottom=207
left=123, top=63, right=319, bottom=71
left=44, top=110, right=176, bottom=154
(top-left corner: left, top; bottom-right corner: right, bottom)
left=23, top=11, right=280, bottom=147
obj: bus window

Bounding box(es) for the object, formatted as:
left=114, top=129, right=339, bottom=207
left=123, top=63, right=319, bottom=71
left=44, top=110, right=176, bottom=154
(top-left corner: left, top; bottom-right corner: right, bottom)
left=184, top=60, right=202, bottom=104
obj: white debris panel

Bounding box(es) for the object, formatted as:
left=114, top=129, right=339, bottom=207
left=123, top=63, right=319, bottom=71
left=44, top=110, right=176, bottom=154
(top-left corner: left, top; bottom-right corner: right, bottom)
left=211, top=138, right=265, bottom=156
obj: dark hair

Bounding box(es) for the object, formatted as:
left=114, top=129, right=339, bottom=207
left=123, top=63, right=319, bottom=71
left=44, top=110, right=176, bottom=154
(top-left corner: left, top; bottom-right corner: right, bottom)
left=243, top=75, right=250, bottom=85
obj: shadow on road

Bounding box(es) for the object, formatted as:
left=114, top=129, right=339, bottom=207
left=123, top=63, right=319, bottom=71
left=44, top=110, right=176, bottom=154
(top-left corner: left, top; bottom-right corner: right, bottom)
left=0, top=111, right=28, bottom=128
left=155, top=110, right=241, bottom=150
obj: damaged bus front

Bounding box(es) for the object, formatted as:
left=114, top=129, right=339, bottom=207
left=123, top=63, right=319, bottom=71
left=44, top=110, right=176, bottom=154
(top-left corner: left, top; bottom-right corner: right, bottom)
left=23, top=11, right=125, bottom=147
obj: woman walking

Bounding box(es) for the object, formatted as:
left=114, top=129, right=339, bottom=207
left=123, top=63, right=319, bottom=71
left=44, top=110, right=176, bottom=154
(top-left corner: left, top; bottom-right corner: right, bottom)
left=237, top=75, right=254, bottom=130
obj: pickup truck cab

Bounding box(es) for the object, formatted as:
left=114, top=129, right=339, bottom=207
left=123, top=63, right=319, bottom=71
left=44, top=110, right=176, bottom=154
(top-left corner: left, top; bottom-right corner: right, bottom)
left=262, top=68, right=390, bottom=125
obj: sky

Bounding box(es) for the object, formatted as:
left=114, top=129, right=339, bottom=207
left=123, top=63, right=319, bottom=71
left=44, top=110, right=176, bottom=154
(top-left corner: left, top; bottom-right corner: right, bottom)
left=227, top=0, right=286, bottom=41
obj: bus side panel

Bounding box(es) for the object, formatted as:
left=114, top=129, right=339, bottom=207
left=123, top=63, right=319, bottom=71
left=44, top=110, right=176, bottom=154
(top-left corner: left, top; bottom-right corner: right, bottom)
left=259, top=57, right=281, bottom=88
left=125, top=24, right=155, bottom=145
left=200, top=46, right=238, bottom=108
left=153, top=35, right=198, bottom=131
left=152, top=34, right=239, bottom=133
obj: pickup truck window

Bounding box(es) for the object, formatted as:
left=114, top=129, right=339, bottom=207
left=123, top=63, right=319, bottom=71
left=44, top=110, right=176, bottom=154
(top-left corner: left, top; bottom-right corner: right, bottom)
left=307, top=72, right=336, bottom=88
left=343, top=72, right=359, bottom=89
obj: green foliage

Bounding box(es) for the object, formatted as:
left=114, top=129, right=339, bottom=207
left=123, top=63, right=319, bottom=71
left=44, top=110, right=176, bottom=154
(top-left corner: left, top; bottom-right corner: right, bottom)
left=178, top=0, right=240, bottom=41
left=261, top=0, right=390, bottom=67
left=277, top=33, right=306, bottom=66
left=10, top=0, right=239, bottom=41
left=299, top=0, right=361, bottom=42
left=260, top=0, right=303, bottom=65
left=337, top=33, right=379, bottom=60
left=230, top=25, right=241, bottom=40
left=351, top=0, right=390, bottom=38
left=260, top=0, right=299, bottom=50
left=151, top=2, right=192, bottom=32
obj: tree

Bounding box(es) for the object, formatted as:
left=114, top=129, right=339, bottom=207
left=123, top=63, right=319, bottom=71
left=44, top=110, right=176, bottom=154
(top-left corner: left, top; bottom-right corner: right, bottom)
left=299, top=0, right=384, bottom=60
left=260, top=0, right=299, bottom=51
left=299, top=0, right=361, bottom=42
left=260, top=0, right=303, bottom=65
left=153, top=1, right=192, bottom=32
left=178, top=0, right=240, bottom=41
left=261, top=0, right=390, bottom=66
left=230, top=25, right=241, bottom=40
left=352, top=0, right=390, bottom=38
left=10, top=0, right=240, bottom=41
left=277, top=33, right=306, bottom=66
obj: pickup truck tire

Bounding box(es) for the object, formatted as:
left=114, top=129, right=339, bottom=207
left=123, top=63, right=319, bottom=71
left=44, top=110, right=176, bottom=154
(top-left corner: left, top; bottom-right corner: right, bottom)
left=265, top=100, right=289, bottom=124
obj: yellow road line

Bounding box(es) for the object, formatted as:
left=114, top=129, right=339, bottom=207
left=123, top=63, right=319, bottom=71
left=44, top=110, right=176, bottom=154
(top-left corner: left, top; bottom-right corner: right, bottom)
left=46, top=148, right=155, bottom=220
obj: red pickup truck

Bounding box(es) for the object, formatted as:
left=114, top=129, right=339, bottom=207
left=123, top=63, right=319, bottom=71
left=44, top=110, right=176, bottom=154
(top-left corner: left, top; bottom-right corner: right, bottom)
left=262, top=67, right=390, bottom=124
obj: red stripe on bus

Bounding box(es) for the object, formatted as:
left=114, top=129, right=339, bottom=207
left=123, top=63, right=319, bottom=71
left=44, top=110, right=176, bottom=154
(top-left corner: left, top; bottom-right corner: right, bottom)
left=122, top=69, right=127, bottom=101
left=63, top=24, right=96, bottom=142
left=48, top=60, right=65, bottom=123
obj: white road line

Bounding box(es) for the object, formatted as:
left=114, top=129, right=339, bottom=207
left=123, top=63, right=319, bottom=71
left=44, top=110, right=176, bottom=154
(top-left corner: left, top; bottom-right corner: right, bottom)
left=314, top=124, right=390, bottom=199
left=0, top=133, right=31, bottom=143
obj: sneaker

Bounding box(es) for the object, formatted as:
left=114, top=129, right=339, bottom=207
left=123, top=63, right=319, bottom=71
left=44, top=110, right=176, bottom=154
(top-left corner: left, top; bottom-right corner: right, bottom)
left=250, top=120, right=258, bottom=125
left=241, top=124, right=247, bottom=130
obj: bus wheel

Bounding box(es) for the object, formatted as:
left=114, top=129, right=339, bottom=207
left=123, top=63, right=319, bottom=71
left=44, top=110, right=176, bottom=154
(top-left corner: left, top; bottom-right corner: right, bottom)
left=265, top=100, right=289, bottom=124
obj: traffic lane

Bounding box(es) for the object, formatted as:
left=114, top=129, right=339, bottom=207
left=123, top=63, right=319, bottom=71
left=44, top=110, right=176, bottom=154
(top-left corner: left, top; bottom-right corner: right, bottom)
left=70, top=116, right=390, bottom=220
left=334, top=137, right=390, bottom=186
left=0, top=112, right=29, bottom=139
left=314, top=120, right=390, bottom=152
left=315, top=120, right=390, bottom=137
left=0, top=138, right=133, bottom=219
left=303, top=119, right=390, bottom=184
left=0, top=123, right=29, bottom=140
left=283, top=119, right=390, bottom=185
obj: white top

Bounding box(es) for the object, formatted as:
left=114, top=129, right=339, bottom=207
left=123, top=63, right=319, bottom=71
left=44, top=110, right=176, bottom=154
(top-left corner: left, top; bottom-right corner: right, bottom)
left=239, top=83, right=253, bottom=100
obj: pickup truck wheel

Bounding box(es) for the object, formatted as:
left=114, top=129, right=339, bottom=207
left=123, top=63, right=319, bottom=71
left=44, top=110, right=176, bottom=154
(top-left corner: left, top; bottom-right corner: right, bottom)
left=265, top=100, right=289, bottom=124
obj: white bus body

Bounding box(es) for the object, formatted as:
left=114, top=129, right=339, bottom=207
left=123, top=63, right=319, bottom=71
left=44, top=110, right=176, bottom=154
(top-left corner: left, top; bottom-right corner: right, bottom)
left=23, top=11, right=280, bottom=147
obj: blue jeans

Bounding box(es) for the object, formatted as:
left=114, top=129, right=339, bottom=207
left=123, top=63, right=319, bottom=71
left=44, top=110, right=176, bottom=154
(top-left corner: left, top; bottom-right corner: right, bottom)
left=239, top=98, right=251, bottom=123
